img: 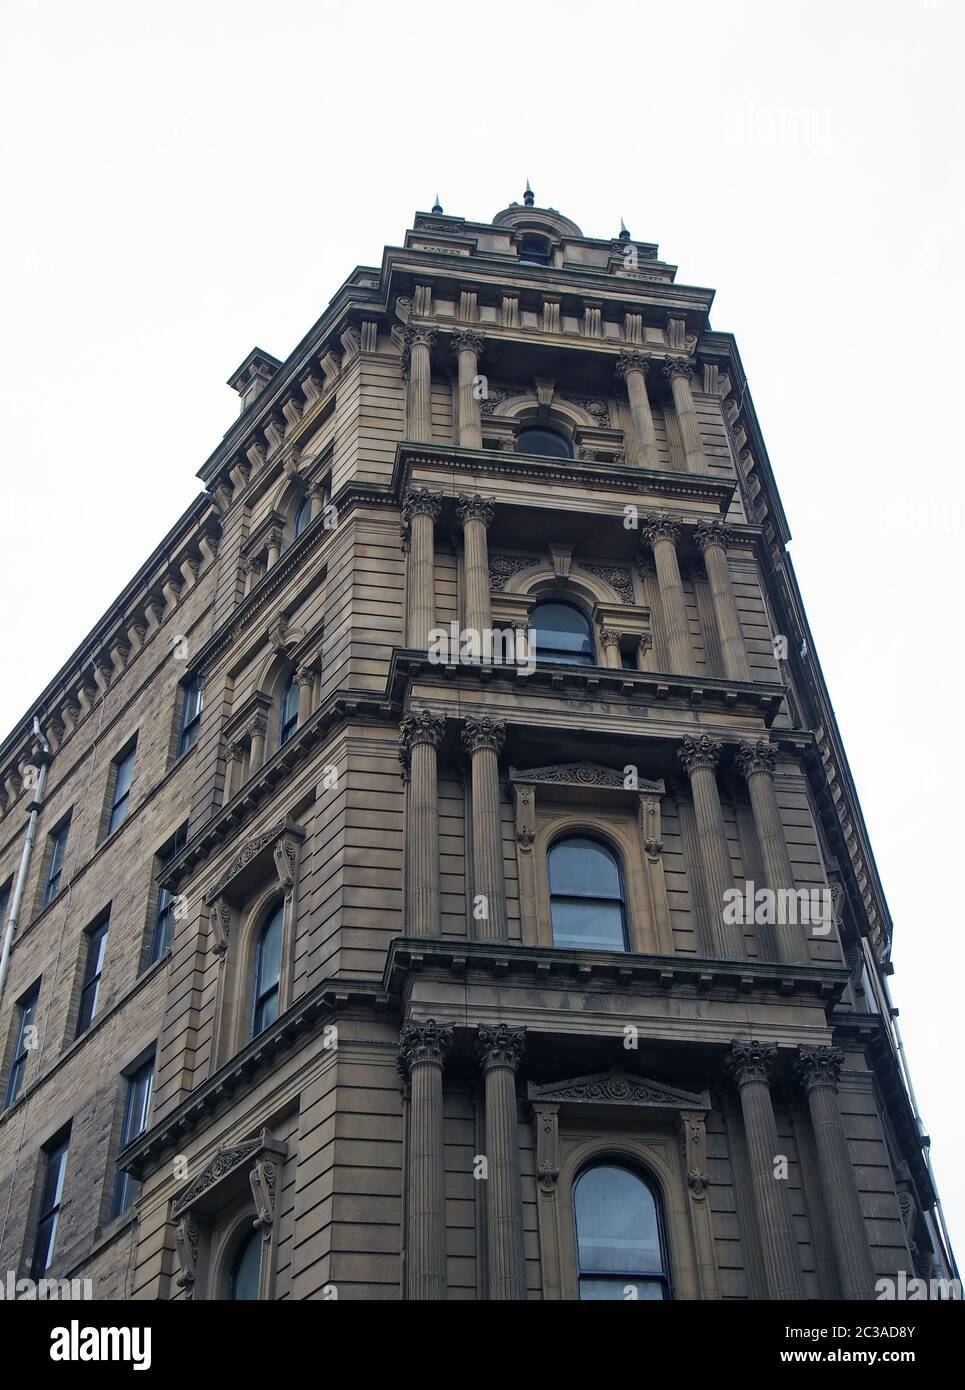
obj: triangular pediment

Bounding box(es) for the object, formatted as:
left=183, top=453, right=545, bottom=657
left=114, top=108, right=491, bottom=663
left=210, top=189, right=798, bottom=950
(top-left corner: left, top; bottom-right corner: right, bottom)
left=510, top=763, right=665, bottom=795
left=527, top=1067, right=708, bottom=1110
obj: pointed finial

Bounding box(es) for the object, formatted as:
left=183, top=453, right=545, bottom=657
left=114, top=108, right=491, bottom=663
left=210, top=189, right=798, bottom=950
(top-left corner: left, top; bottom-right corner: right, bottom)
left=619, top=217, right=630, bottom=241
left=524, top=179, right=535, bottom=208
left=431, top=193, right=443, bottom=214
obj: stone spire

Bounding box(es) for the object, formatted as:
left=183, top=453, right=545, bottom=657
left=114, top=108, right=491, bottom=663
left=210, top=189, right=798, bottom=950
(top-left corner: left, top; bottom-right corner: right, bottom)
left=523, top=179, right=535, bottom=208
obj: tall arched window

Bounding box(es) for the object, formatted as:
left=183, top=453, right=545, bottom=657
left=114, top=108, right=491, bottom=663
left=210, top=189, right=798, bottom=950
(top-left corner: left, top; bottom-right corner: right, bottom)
left=516, top=426, right=573, bottom=459
left=532, top=601, right=594, bottom=665
left=279, top=676, right=299, bottom=746
left=573, top=1163, right=669, bottom=1300
left=228, top=1227, right=262, bottom=1300
left=549, top=837, right=628, bottom=951
left=293, top=495, right=312, bottom=540
left=251, top=902, right=283, bottom=1036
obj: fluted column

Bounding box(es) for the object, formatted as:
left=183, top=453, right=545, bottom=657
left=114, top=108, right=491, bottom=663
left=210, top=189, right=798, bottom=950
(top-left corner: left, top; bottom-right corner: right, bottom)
left=641, top=516, right=692, bottom=674
left=402, top=488, right=443, bottom=649
left=725, top=1041, right=806, bottom=1300
left=399, top=711, right=446, bottom=937
left=462, top=718, right=507, bottom=940
left=248, top=714, right=268, bottom=773
left=695, top=521, right=752, bottom=682
left=456, top=494, right=495, bottom=641
left=451, top=330, right=485, bottom=449
left=615, top=351, right=659, bottom=469
left=399, top=1020, right=453, bottom=1300
left=662, top=356, right=706, bottom=472
left=794, top=1046, right=877, bottom=1300
left=477, top=1024, right=527, bottom=1300
left=736, top=740, right=805, bottom=964
left=402, top=325, right=436, bottom=442
left=678, top=736, right=744, bottom=959
left=599, top=627, right=623, bottom=669
left=295, top=666, right=314, bottom=726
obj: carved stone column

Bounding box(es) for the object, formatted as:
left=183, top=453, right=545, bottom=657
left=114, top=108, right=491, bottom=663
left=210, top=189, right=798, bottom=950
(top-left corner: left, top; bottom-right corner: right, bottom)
left=794, top=1046, right=877, bottom=1300
left=402, top=488, right=443, bottom=650
left=662, top=356, right=706, bottom=472
left=694, top=521, right=752, bottom=682
left=615, top=351, right=659, bottom=469
left=295, top=666, right=314, bottom=726
left=725, top=1041, right=806, bottom=1300
left=248, top=714, right=268, bottom=773
left=678, top=736, right=743, bottom=958
left=641, top=516, right=692, bottom=675
left=477, top=1024, right=527, bottom=1300
left=451, top=330, right=485, bottom=449
left=599, top=626, right=623, bottom=669
left=399, top=1020, right=453, bottom=1300
left=402, top=325, right=436, bottom=442
left=456, top=494, right=495, bottom=642
left=462, top=718, right=508, bottom=940
left=222, top=741, right=243, bottom=804
left=735, top=740, right=805, bottom=964
left=399, top=711, right=446, bottom=937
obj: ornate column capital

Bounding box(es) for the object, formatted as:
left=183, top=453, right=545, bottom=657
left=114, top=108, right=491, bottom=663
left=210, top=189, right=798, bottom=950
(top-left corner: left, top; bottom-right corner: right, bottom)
left=402, top=487, right=443, bottom=525
left=248, top=713, right=269, bottom=739
left=793, top=1045, right=844, bottom=1095
left=694, top=519, right=736, bottom=554
left=640, top=514, right=680, bottom=548
left=398, top=1019, right=454, bottom=1076
left=599, top=627, right=623, bottom=649
left=615, top=349, right=651, bottom=381
left=677, top=733, right=723, bottom=775
left=401, top=323, right=438, bottom=376
left=662, top=354, right=696, bottom=384
left=725, top=1039, right=778, bottom=1087
left=294, top=665, right=315, bottom=689
left=450, top=329, right=485, bottom=358
left=462, top=716, right=506, bottom=756
left=399, top=710, right=446, bottom=767
left=456, top=494, right=495, bottom=529
left=476, top=1022, right=526, bottom=1074
left=735, top=738, right=778, bottom=780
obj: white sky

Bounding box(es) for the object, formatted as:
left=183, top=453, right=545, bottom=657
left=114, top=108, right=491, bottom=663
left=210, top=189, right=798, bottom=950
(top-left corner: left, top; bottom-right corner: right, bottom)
left=2, top=0, right=962, bottom=1261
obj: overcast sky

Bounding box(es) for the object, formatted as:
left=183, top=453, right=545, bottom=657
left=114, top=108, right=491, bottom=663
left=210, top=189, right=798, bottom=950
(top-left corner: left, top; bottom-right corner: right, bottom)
left=2, top=0, right=962, bottom=1260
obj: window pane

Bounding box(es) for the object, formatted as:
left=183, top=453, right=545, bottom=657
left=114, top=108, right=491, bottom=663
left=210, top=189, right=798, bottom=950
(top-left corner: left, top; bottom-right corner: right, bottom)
left=579, top=1278, right=665, bottom=1301
left=550, top=898, right=626, bottom=951
left=229, top=1229, right=262, bottom=1300
left=575, top=1166, right=663, bottom=1274
left=279, top=680, right=298, bottom=744
left=293, top=497, right=311, bottom=538
left=45, top=825, right=68, bottom=903
left=517, top=427, right=572, bottom=458
left=549, top=838, right=622, bottom=899
left=178, top=680, right=203, bottom=755
left=532, top=602, right=592, bottom=661
left=256, top=907, right=283, bottom=994
left=32, top=1141, right=68, bottom=1276
left=114, top=751, right=134, bottom=802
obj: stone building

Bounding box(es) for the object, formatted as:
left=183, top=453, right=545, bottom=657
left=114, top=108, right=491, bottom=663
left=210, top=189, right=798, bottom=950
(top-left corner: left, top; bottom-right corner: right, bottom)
left=0, top=190, right=955, bottom=1302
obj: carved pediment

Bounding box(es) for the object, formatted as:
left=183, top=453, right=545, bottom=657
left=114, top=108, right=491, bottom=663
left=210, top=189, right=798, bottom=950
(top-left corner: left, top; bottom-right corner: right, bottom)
left=509, top=763, right=665, bottom=796
left=171, top=1129, right=289, bottom=1221
left=205, top=817, right=305, bottom=906
left=528, top=1067, right=709, bottom=1111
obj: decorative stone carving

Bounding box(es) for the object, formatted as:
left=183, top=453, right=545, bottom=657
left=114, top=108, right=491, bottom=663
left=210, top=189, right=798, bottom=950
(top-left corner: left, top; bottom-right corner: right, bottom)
left=172, top=1139, right=266, bottom=1218
left=398, top=711, right=446, bottom=772
left=695, top=519, right=736, bottom=554
left=529, top=1068, right=708, bottom=1109
left=735, top=739, right=778, bottom=779
left=400, top=324, right=437, bottom=380
left=793, top=1045, right=844, bottom=1094
left=461, top=717, right=506, bottom=757
left=677, top=735, right=723, bottom=775
left=662, top=354, right=696, bottom=383
left=250, top=1157, right=279, bottom=1237
left=398, top=1019, right=454, bottom=1074
left=582, top=563, right=634, bottom=604
left=477, top=1023, right=526, bottom=1072
left=615, top=350, right=651, bottom=382
left=175, top=1216, right=200, bottom=1300
left=208, top=897, right=233, bottom=958
left=401, top=487, right=443, bottom=526
left=725, top=1040, right=778, bottom=1087
left=456, top=494, right=495, bottom=528
left=511, top=761, right=661, bottom=791
left=640, top=514, right=680, bottom=547
left=559, top=393, right=611, bottom=427
left=450, top=329, right=485, bottom=358
left=489, top=553, right=537, bottom=592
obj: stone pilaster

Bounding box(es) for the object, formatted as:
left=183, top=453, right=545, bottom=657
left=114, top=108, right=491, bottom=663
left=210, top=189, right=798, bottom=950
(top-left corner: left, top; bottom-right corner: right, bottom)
left=640, top=516, right=693, bottom=674
left=477, top=1023, right=527, bottom=1300
left=615, top=350, right=659, bottom=469
left=451, top=330, right=485, bottom=449
left=399, top=711, right=446, bottom=937
left=456, top=494, right=495, bottom=640
left=735, top=740, right=805, bottom=964
left=402, top=488, right=443, bottom=649
left=399, top=1020, right=453, bottom=1300
left=462, top=718, right=508, bottom=940
left=678, top=736, right=744, bottom=959
left=725, top=1041, right=806, bottom=1300
left=694, top=521, right=752, bottom=682
left=402, top=325, right=436, bottom=442
left=794, top=1046, right=877, bottom=1300
left=248, top=714, right=268, bottom=773
left=662, top=355, right=706, bottom=472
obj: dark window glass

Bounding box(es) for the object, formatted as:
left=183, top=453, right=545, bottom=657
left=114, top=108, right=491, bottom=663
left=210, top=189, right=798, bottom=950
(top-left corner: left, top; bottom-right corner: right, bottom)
left=0, top=883, right=9, bottom=929
left=44, top=822, right=70, bottom=906
left=31, top=1137, right=69, bottom=1278
left=549, top=837, right=628, bottom=951
left=279, top=678, right=299, bottom=747
left=177, top=678, right=203, bottom=757
left=108, top=747, right=136, bottom=835
left=112, top=1058, right=154, bottom=1217
left=150, top=823, right=189, bottom=963
left=532, top=602, right=594, bottom=665
left=76, top=919, right=108, bottom=1036
left=574, top=1164, right=668, bottom=1300
left=4, top=982, right=39, bottom=1107
left=229, top=1228, right=262, bottom=1300
left=519, top=236, right=551, bottom=265
left=293, top=496, right=312, bottom=539
left=516, top=427, right=573, bottom=459
left=252, top=903, right=283, bottom=1037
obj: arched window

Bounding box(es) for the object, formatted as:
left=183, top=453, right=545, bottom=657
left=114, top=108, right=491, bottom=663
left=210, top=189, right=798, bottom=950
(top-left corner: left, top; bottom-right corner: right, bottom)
left=532, top=601, right=594, bottom=665
left=573, top=1163, right=669, bottom=1300
left=519, top=235, right=551, bottom=266
left=293, top=495, right=312, bottom=540
left=516, top=426, right=573, bottom=459
left=228, top=1226, right=262, bottom=1300
left=251, top=902, right=283, bottom=1036
left=279, top=676, right=299, bottom=746
left=549, top=837, right=628, bottom=951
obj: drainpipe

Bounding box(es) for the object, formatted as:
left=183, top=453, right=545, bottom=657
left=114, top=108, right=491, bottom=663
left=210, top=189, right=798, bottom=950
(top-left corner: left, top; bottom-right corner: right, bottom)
left=0, top=719, right=51, bottom=1013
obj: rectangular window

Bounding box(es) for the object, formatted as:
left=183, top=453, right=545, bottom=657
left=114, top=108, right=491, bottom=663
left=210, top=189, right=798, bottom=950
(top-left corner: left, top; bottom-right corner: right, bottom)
left=0, top=880, right=10, bottom=930
left=149, top=823, right=188, bottom=963
left=76, top=916, right=109, bottom=1037
left=112, top=1057, right=154, bottom=1217
left=4, top=981, right=40, bottom=1107
left=43, top=819, right=70, bottom=907
left=108, top=745, right=136, bottom=835
left=177, top=677, right=203, bottom=757
left=31, top=1133, right=69, bottom=1278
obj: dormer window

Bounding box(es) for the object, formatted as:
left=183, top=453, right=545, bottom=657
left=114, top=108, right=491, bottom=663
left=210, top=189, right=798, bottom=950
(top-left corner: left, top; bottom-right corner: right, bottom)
left=519, top=235, right=551, bottom=266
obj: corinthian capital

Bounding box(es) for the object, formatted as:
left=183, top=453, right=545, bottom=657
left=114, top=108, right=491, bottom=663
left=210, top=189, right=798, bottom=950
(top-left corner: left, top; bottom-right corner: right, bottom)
left=735, top=739, right=778, bottom=780
left=399, top=710, right=446, bottom=764
left=456, top=494, right=495, bottom=529
left=401, top=487, right=443, bottom=525
left=725, top=1039, right=778, bottom=1087
left=662, top=354, right=696, bottom=384
left=640, top=514, right=680, bottom=548
left=450, top=329, right=485, bottom=358
left=615, top=349, right=651, bottom=381
left=398, top=1019, right=454, bottom=1074
left=476, top=1022, right=526, bottom=1073
left=694, top=519, right=736, bottom=555
left=793, top=1045, right=844, bottom=1094
left=400, top=324, right=438, bottom=379
left=677, top=734, right=723, bottom=776
left=461, top=716, right=506, bottom=756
